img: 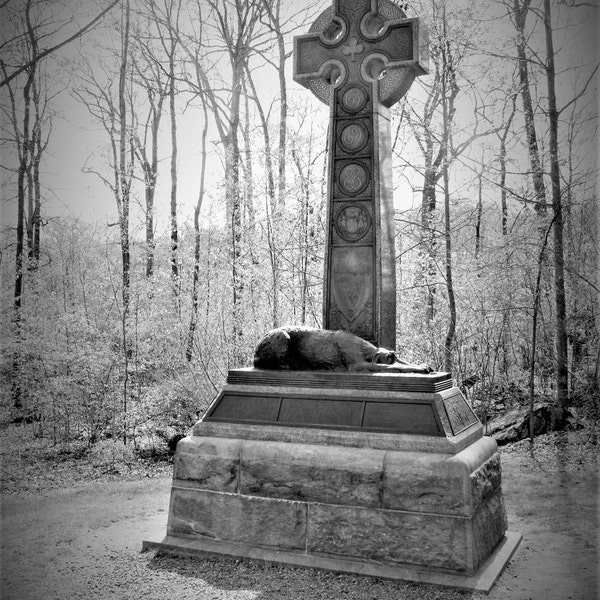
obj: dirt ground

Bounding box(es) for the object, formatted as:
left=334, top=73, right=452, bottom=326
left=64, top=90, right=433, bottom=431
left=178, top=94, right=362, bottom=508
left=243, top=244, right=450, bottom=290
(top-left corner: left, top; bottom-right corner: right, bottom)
left=1, top=431, right=598, bottom=600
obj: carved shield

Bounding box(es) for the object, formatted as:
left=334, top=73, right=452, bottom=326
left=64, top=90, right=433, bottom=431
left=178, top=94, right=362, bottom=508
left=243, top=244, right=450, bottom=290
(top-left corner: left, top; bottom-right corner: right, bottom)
left=330, top=247, right=372, bottom=325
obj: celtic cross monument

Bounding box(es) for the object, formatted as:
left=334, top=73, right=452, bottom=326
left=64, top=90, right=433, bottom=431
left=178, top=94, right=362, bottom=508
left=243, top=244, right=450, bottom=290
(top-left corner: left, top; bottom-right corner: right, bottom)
left=294, top=0, right=428, bottom=348
left=148, top=1, right=520, bottom=589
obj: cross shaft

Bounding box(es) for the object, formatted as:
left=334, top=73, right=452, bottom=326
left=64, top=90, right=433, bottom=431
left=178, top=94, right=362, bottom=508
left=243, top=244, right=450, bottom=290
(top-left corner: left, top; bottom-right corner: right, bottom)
left=294, top=0, right=428, bottom=348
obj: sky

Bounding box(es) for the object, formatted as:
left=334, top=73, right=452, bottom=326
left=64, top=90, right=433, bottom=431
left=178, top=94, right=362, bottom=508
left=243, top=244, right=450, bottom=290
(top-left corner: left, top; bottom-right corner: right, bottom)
left=1, top=0, right=598, bottom=238
left=2, top=0, right=328, bottom=234
left=38, top=45, right=311, bottom=230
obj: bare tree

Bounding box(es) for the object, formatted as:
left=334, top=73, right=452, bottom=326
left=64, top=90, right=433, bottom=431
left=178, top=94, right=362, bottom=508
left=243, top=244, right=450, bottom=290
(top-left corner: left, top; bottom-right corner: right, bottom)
left=1, top=0, right=51, bottom=408
left=74, top=0, right=135, bottom=441
left=139, top=0, right=184, bottom=293
left=543, top=0, right=568, bottom=407
left=439, top=3, right=456, bottom=373
left=290, top=111, right=326, bottom=326
left=403, top=1, right=467, bottom=330
left=506, top=0, right=599, bottom=406
left=242, top=0, right=317, bottom=327
left=509, top=0, right=547, bottom=213
left=0, top=0, right=120, bottom=88
left=243, top=64, right=280, bottom=326
left=184, top=82, right=209, bottom=361
left=26, top=71, right=51, bottom=266
left=402, top=0, right=477, bottom=339
left=131, top=9, right=169, bottom=279
left=181, top=0, right=266, bottom=366
left=257, top=0, right=316, bottom=206
left=496, top=91, right=518, bottom=237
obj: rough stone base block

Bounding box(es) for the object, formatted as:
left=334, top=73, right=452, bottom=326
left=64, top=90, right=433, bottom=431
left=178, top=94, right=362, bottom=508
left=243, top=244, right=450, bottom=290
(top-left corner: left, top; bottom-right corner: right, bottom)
left=144, top=375, right=519, bottom=592
left=144, top=432, right=517, bottom=589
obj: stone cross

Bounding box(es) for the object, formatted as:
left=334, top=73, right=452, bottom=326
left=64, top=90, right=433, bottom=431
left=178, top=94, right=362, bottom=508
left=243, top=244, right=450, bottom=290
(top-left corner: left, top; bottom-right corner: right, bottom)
left=294, top=0, right=428, bottom=349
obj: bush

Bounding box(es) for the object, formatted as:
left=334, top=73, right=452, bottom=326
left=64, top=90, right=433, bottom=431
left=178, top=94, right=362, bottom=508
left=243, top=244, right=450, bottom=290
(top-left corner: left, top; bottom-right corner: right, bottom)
left=133, top=434, right=171, bottom=461
left=89, top=439, right=136, bottom=472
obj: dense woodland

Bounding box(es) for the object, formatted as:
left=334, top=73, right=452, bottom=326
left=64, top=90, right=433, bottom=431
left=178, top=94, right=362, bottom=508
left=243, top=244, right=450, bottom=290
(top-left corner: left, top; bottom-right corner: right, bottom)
left=1, top=0, right=598, bottom=455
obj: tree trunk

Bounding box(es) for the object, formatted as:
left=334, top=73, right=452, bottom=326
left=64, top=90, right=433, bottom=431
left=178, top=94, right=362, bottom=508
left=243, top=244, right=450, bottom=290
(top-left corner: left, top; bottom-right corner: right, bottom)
left=244, top=65, right=279, bottom=327
left=144, top=94, right=163, bottom=279
left=443, top=175, right=456, bottom=372
left=499, top=134, right=509, bottom=237
left=441, top=10, right=456, bottom=373
left=24, top=0, right=39, bottom=269
left=241, top=87, right=255, bottom=234
left=145, top=174, right=155, bottom=279
left=117, top=0, right=131, bottom=443
left=258, top=0, right=287, bottom=207
left=421, top=166, right=439, bottom=325
left=11, top=0, right=37, bottom=410
left=136, top=71, right=164, bottom=279
left=147, top=98, right=161, bottom=278
left=169, top=50, right=179, bottom=293
left=498, top=94, right=517, bottom=237
left=513, top=0, right=547, bottom=213
left=26, top=136, right=35, bottom=265
left=186, top=100, right=209, bottom=362
left=291, top=131, right=314, bottom=326
left=228, top=63, right=244, bottom=366
left=475, top=166, right=483, bottom=259
left=529, top=217, right=555, bottom=440
left=543, top=0, right=569, bottom=407
left=275, top=12, right=287, bottom=208
left=32, top=82, right=43, bottom=263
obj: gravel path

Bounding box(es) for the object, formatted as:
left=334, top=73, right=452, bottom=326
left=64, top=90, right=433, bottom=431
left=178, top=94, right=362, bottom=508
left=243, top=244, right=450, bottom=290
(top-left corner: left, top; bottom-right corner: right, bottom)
left=1, top=431, right=598, bottom=600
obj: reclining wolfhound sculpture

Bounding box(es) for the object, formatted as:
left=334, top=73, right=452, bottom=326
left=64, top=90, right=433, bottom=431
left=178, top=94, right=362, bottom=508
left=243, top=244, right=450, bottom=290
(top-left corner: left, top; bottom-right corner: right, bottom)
left=253, top=326, right=433, bottom=374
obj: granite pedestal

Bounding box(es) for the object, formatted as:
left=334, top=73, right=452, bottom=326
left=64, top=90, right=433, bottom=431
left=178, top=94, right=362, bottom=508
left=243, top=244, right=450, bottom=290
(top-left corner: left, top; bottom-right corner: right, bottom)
left=143, top=369, right=521, bottom=592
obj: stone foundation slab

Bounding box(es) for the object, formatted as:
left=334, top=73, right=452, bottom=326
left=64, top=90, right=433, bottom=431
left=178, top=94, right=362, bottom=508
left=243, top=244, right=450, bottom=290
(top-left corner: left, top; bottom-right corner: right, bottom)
left=142, top=531, right=522, bottom=593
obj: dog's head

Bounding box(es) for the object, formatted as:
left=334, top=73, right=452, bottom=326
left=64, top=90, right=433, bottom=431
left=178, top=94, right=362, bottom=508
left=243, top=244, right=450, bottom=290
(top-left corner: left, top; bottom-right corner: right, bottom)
left=253, top=328, right=291, bottom=369
left=371, top=348, right=396, bottom=365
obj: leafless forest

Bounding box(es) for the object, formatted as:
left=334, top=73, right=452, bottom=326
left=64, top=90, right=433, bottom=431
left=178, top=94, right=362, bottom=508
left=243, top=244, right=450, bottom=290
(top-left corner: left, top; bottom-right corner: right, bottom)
left=1, top=0, right=598, bottom=457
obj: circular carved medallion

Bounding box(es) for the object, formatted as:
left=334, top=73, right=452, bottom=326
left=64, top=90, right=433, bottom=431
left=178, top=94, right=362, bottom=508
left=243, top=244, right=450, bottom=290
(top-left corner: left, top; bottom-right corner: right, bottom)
left=339, top=162, right=368, bottom=195
left=340, top=123, right=368, bottom=153
left=341, top=86, right=367, bottom=113
left=335, top=205, right=371, bottom=242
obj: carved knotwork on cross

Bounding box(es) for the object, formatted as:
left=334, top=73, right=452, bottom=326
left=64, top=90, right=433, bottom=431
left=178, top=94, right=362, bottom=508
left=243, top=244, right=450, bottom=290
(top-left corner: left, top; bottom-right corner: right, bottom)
left=293, top=0, right=428, bottom=348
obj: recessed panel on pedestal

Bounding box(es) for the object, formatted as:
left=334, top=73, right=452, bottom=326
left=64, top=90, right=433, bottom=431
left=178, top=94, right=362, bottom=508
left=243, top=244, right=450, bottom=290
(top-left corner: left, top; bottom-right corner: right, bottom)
left=363, top=401, right=441, bottom=434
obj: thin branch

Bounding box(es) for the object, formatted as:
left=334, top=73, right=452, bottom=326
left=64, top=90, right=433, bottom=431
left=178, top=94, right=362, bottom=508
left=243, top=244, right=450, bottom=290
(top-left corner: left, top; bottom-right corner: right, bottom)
left=559, top=62, right=600, bottom=115
left=0, top=0, right=120, bottom=88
